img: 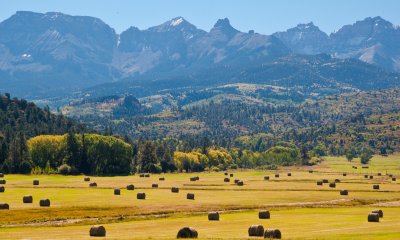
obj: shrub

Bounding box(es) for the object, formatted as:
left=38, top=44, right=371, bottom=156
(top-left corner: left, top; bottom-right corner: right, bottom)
left=58, top=164, right=72, bottom=175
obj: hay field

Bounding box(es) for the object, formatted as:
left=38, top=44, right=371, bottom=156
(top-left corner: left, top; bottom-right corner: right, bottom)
left=1, top=155, right=400, bottom=239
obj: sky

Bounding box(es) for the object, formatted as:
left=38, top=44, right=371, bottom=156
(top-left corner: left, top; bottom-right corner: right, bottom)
left=0, top=0, right=399, bottom=34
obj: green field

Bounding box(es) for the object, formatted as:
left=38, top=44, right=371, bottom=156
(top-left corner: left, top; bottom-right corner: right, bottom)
left=1, top=155, right=400, bottom=239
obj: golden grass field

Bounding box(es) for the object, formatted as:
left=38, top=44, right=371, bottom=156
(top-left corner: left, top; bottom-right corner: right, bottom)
left=1, top=155, right=400, bottom=239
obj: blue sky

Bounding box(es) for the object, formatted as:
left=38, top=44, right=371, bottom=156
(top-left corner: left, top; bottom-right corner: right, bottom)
left=1, top=0, right=399, bottom=34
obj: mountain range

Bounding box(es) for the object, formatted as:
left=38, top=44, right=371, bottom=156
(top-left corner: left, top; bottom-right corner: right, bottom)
left=0, top=11, right=399, bottom=99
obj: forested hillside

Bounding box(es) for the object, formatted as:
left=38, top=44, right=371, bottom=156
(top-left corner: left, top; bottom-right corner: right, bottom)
left=0, top=94, right=85, bottom=173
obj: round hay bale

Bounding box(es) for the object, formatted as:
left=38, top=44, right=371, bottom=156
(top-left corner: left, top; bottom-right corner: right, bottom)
left=0, top=173, right=3, bottom=178
left=0, top=186, right=4, bottom=192
left=309, top=170, right=313, bottom=173
left=144, top=173, right=150, bottom=178
left=343, top=173, right=347, bottom=176
left=89, top=225, right=106, bottom=237
left=275, top=174, right=279, bottom=178
left=89, top=182, right=97, bottom=187
left=137, top=193, right=146, bottom=199
left=84, top=177, right=90, bottom=182
left=373, top=184, right=380, bottom=190
left=353, top=166, right=358, bottom=169
left=392, top=177, right=397, bottom=181
left=234, top=179, right=240, bottom=184
left=287, top=173, right=292, bottom=176
left=187, top=193, right=195, bottom=200
left=33, top=180, right=39, bottom=185
left=369, top=176, right=374, bottom=179
left=139, top=173, right=145, bottom=178
left=159, top=177, right=165, bottom=181
left=317, top=181, right=323, bottom=186
left=258, top=210, right=270, bottom=219
left=23, top=195, right=33, bottom=203
left=114, top=188, right=121, bottom=195
left=372, top=210, right=383, bottom=218
left=152, top=183, right=158, bottom=188
left=171, top=187, right=179, bottom=193
left=335, top=179, right=341, bottom=183
left=190, top=177, right=197, bottom=182
left=329, top=182, right=336, bottom=188
left=377, top=173, right=382, bottom=176
left=264, top=229, right=281, bottom=239
left=237, top=181, right=244, bottom=186
left=248, top=225, right=264, bottom=237
left=362, top=166, right=369, bottom=169
left=364, top=175, right=368, bottom=179
left=340, top=190, right=348, bottom=195
left=126, top=184, right=135, bottom=190
left=264, top=176, right=270, bottom=180
left=176, top=227, right=198, bottom=238
left=230, top=173, right=233, bottom=177
left=224, top=172, right=228, bottom=176
left=224, top=178, right=230, bottom=182
left=39, top=199, right=50, bottom=207
left=0, top=203, right=9, bottom=210
left=0, top=179, right=6, bottom=184
left=195, top=176, right=200, bottom=180
left=368, top=213, right=379, bottom=222
left=389, top=174, right=393, bottom=177
left=208, top=211, right=219, bottom=221
left=322, top=179, right=328, bottom=183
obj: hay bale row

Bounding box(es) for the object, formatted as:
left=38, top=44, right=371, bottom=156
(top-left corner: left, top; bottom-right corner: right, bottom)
left=248, top=225, right=264, bottom=237
left=114, top=188, right=121, bottom=195
left=187, top=193, right=195, bottom=200
left=171, top=187, right=179, bottom=193
left=39, top=199, right=50, bottom=207
left=0, top=203, right=9, bottom=210
left=137, top=193, right=146, bottom=199
left=23, top=195, right=33, bottom=203
left=259, top=210, right=270, bottom=219
left=208, top=211, right=219, bottom=221
left=264, top=229, right=281, bottom=239
left=177, top=227, right=198, bottom=238
left=126, top=184, right=135, bottom=190
left=90, top=225, right=106, bottom=237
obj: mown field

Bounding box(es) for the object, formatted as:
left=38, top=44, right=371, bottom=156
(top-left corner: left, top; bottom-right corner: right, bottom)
left=1, top=155, right=400, bottom=239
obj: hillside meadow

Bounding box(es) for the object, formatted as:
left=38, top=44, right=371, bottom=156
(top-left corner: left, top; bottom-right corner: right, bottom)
left=1, top=155, right=400, bottom=239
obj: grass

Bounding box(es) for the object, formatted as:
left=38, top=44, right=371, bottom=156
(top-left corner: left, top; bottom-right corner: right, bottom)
left=1, top=154, right=400, bottom=239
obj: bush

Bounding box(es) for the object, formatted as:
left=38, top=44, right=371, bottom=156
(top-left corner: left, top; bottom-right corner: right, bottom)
left=58, top=164, right=72, bottom=175
left=19, top=161, right=32, bottom=174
